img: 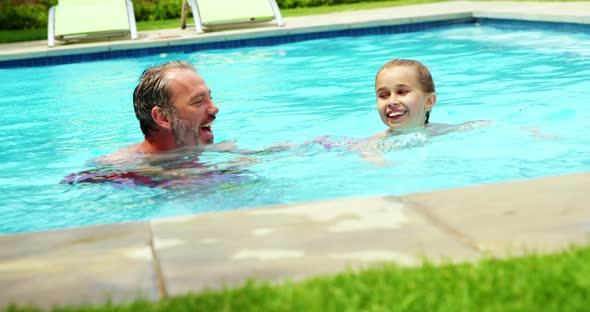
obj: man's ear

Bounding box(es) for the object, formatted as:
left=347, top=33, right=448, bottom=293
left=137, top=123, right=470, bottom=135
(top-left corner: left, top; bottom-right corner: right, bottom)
left=151, top=106, right=172, bottom=130
left=426, top=93, right=436, bottom=111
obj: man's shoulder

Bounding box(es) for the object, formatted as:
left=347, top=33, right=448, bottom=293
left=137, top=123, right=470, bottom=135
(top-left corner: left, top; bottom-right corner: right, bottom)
left=94, top=143, right=144, bottom=166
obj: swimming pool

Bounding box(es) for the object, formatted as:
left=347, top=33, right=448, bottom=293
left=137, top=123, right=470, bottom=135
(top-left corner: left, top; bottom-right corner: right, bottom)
left=1, top=23, right=589, bottom=234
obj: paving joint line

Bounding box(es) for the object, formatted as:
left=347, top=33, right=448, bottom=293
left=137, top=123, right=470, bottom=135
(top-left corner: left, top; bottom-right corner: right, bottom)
left=400, top=197, right=482, bottom=253
left=147, top=224, right=168, bottom=299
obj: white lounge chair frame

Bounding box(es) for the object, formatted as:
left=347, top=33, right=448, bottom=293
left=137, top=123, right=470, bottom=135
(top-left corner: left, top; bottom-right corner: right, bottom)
left=48, top=0, right=138, bottom=47
left=187, top=0, right=284, bottom=33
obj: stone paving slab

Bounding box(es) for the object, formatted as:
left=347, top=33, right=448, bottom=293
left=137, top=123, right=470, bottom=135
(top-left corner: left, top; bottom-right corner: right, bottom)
left=0, top=172, right=588, bottom=307
left=151, top=196, right=479, bottom=296
left=0, top=222, right=159, bottom=309
left=402, top=173, right=590, bottom=256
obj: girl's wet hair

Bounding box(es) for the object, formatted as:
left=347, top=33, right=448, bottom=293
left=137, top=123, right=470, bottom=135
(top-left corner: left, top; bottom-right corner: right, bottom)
left=376, top=59, right=435, bottom=123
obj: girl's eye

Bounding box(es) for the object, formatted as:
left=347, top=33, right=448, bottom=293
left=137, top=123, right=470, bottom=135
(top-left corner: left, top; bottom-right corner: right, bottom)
left=378, top=93, right=389, bottom=99
left=397, top=90, right=409, bottom=95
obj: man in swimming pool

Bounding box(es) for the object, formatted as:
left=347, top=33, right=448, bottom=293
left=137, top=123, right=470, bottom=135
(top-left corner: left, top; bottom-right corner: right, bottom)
left=65, top=61, right=275, bottom=187
left=64, top=61, right=236, bottom=186
left=95, top=61, right=227, bottom=165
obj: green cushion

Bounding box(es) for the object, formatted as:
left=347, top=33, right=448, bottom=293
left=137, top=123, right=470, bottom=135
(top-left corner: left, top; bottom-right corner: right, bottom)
left=55, top=0, right=129, bottom=37
left=198, top=0, right=274, bottom=25
left=58, top=0, right=106, bottom=5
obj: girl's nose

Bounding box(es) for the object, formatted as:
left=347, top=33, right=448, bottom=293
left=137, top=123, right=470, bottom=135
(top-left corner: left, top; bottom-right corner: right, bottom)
left=387, top=100, right=399, bottom=108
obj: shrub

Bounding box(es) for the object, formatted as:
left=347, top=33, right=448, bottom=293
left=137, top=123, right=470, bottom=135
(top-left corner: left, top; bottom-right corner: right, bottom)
left=0, top=0, right=56, bottom=29
left=0, top=0, right=384, bottom=30
left=276, top=0, right=367, bottom=9
left=133, top=0, right=184, bottom=22
left=0, top=0, right=186, bottom=29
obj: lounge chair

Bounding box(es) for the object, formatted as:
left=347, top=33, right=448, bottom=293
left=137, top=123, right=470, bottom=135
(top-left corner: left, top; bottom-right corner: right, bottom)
left=183, top=0, right=284, bottom=33
left=48, top=0, right=138, bottom=47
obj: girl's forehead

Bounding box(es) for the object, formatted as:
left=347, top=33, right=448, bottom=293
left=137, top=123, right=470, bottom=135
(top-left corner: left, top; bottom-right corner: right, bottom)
left=377, top=66, right=420, bottom=85
left=380, top=66, right=417, bottom=76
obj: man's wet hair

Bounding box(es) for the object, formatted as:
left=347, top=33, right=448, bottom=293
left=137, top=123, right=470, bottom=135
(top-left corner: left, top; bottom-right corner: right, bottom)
left=133, top=61, right=196, bottom=139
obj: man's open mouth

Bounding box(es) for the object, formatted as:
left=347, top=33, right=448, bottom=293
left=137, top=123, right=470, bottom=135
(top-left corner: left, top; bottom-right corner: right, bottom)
left=200, top=122, right=214, bottom=143
left=200, top=125, right=212, bottom=132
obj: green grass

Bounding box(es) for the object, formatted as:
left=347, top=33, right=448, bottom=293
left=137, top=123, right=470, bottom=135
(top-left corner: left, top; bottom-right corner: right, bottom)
left=129, top=0, right=590, bottom=31
left=281, top=0, right=444, bottom=17
left=0, top=28, right=47, bottom=44
left=2, top=0, right=586, bottom=43
left=133, top=0, right=447, bottom=31
left=4, top=0, right=444, bottom=43
left=5, top=244, right=590, bottom=311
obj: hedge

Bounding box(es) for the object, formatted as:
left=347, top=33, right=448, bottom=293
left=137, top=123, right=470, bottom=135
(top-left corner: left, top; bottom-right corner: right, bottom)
left=0, top=0, right=383, bottom=30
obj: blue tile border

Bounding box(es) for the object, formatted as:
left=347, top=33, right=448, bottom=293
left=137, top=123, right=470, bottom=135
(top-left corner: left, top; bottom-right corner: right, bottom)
left=476, top=18, right=590, bottom=35
left=1, top=17, right=589, bottom=69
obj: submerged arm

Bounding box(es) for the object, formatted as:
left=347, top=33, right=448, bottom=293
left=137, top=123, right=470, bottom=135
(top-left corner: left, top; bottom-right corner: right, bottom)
left=207, top=140, right=297, bottom=155
left=351, top=133, right=395, bottom=167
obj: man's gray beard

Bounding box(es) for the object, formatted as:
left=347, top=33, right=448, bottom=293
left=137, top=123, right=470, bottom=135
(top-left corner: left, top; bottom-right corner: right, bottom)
left=171, top=117, right=200, bottom=147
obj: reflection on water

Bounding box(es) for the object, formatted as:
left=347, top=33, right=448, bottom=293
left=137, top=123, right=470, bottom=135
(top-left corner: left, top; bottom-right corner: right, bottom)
left=1, top=25, right=589, bottom=234
left=61, top=144, right=261, bottom=190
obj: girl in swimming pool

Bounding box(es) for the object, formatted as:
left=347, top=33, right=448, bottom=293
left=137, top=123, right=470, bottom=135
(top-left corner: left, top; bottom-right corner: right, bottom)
left=372, top=58, right=490, bottom=136
left=309, top=59, right=447, bottom=162
left=352, top=59, right=441, bottom=165
left=354, top=58, right=494, bottom=165
left=375, top=58, right=438, bottom=132
left=310, top=58, right=555, bottom=166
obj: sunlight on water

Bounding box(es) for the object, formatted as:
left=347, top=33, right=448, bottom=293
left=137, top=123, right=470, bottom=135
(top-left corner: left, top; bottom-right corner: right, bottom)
left=0, top=24, right=589, bottom=234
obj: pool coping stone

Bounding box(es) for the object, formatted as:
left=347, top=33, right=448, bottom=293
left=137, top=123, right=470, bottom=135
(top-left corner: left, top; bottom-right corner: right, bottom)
left=1, top=172, right=588, bottom=308
left=0, top=222, right=160, bottom=308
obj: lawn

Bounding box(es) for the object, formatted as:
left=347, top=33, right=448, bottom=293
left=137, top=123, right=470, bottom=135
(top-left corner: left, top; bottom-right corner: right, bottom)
left=2, top=0, right=584, bottom=43
left=4, top=244, right=590, bottom=311
left=2, top=0, right=446, bottom=43
left=135, top=0, right=445, bottom=30
left=0, top=28, right=46, bottom=44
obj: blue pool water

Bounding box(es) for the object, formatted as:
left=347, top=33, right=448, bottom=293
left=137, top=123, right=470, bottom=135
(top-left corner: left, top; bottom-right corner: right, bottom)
left=1, top=24, right=589, bottom=234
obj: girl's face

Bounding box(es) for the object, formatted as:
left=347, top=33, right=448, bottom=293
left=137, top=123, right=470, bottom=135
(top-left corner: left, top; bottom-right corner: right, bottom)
left=375, top=66, right=436, bottom=129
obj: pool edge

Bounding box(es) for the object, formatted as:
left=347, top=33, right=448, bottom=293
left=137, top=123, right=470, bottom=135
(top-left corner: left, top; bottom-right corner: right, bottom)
left=1, top=171, right=589, bottom=307
left=2, top=1, right=590, bottom=67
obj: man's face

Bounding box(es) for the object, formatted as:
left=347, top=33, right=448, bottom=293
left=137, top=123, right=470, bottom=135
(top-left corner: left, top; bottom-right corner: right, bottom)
left=166, top=69, right=218, bottom=147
